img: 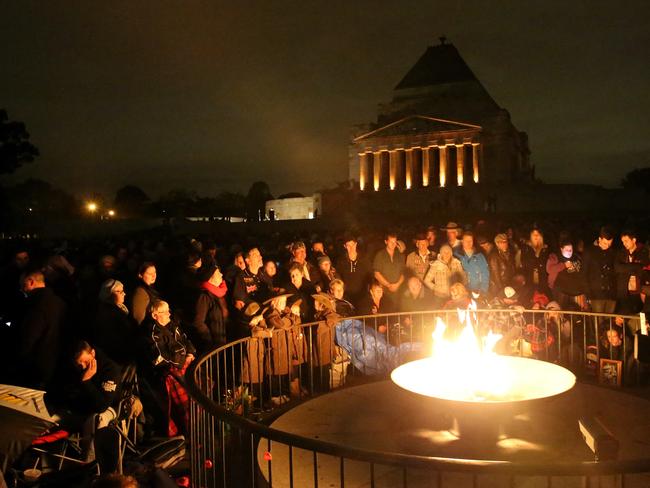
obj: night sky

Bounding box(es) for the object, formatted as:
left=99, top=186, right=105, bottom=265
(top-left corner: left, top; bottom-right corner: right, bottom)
left=2, top=1, right=649, bottom=198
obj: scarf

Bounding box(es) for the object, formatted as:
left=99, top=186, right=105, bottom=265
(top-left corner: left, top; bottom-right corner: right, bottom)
left=201, top=280, right=227, bottom=298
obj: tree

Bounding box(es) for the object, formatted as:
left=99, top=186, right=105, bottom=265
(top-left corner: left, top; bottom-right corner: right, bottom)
left=0, top=109, right=39, bottom=174
left=246, top=181, right=273, bottom=221
left=114, top=185, right=151, bottom=217
left=621, top=167, right=650, bottom=194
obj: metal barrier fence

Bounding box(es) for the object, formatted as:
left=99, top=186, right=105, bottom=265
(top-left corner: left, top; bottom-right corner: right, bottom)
left=185, top=309, right=650, bottom=488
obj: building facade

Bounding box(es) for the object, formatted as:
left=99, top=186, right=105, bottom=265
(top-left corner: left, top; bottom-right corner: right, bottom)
left=349, top=39, right=532, bottom=191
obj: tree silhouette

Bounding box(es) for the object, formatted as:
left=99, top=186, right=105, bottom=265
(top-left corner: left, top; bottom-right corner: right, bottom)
left=0, top=109, right=39, bottom=174
left=246, top=181, right=273, bottom=221
left=621, top=167, right=650, bottom=194
left=114, top=185, right=151, bottom=217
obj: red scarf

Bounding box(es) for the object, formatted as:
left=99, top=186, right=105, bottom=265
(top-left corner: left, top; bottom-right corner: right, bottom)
left=201, top=280, right=227, bottom=298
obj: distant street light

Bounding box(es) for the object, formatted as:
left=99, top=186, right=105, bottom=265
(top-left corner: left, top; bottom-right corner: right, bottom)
left=108, top=209, right=115, bottom=217
left=86, top=202, right=98, bottom=213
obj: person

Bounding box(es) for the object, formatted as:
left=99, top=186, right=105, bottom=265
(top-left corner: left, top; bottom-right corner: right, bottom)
left=423, top=244, right=466, bottom=308
left=546, top=240, right=587, bottom=310
left=93, top=279, right=137, bottom=365
left=174, top=251, right=202, bottom=323
left=317, top=255, right=340, bottom=291
left=286, top=263, right=316, bottom=321
left=372, top=231, right=405, bottom=307
left=405, top=233, right=434, bottom=281
left=232, top=247, right=273, bottom=312
left=130, top=262, right=159, bottom=325
left=476, top=235, right=493, bottom=257
left=520, top=228, right=550, bottom=295
left=454, top=231, right=489, bottom=295
left=582, top=226, right=617, bottom=313
left=441, top=222, right=462, bottom=252
left=141, top=300, right=195, bottom=436
left=400, top=276, right=432, bottom=313
left=614, top=230, right=648, bottom=315
left=224, top=251, right=246, bottom=288
left=191, top=264, right=229, bottom=353
left=263, top=259, right=284, bottom=294
left=335, top=234, right=370, bottom=306
left=15, top=269, right=67, bottom=388
left=356, top=280, right=394, bottom=321
left=328, top=278, right=355, bottom=317
left=425, top=226, right=439, bottom=255
left=488, top=233, right=516, bottom=296
left=287, top=241, right=322, bottom=292
left=311, top=292, right=341, bottom=392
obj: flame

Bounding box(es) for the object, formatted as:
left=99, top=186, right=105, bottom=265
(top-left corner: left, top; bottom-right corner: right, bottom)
left=427, top=305, right=514, bottom=402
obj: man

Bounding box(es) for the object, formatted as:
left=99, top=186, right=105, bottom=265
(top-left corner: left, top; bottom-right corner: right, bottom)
left=233, top=247, right=273, bottom=311
left=488, top=233, right=516, bottom=296
left=14, top=269, right=67, bottom=388
left=425, top=226, right=439, bottom=254
left=373, top=231, right=405, bottom=306
left=400, top=277, right=432, bottom=313
left=405, top=233, right=434, bottom=281
left=441, top=222, right=462, bottom=252
left=335, top=234, right=370, bottom=305
left=614, top=230, right=648, bottom=315
left=454, top=231, right=489, bottom=294
left=582, top=226, right=617, bottom=313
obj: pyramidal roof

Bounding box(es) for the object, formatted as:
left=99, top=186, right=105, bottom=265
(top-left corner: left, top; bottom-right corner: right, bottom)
left=395, top=40, right=478, bottom=90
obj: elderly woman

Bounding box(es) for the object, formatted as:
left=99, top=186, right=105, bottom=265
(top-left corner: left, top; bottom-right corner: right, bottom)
left=93, top=279, right=136, bottom=365
left=130, top=262, right=160, bottom=325
left=423, top=244, right=466, bottom=308
left=141, top=300, right=195, bottom=437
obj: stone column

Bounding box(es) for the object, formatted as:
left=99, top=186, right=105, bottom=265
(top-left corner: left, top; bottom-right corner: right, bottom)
left=389, top=150, right=399, bottom=190
left=472, top=143, right=480, bottom=183
left=373, top=151, right=382, bottom=191
left=359, top=153, right=367, bottom=191
left=456, top=143, right=465, bottom=186
left=439, top=145, right=448, bottom=187
left=405, top=149, right=414, bottom=189
left=422, top=147, right=430, bottom=187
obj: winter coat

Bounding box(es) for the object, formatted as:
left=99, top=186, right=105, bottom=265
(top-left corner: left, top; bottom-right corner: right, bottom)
left=520, top=242, right=550, bottom=292
left=93, top=302, right=137, bottom=365
left=130, top=281, right=159, bottom=325
left=582, top=244, right=616, bottom=300
left=191, top=287, right=228, bottom=353
left=143, top=318, right=196, bottom=371
left=312, top=309, right=341, bottom=367
left=454, top=249, right=490, bottom=293
left=488, top=249, right=517, bottom=295
left=423, top=255, right=466, bottom=299
left=265, top=308, right=304, bottom=375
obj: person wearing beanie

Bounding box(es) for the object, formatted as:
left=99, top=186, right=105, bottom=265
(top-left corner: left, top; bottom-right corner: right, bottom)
left=191, top=264, right=229, bottom=353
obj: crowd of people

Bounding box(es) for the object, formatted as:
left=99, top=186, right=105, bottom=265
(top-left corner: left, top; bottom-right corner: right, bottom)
left=0, top=217, right=649, bottom=475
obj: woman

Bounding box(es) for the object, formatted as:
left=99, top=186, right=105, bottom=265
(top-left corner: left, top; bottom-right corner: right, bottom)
left=546, top=240, right=587, bottom=310
left=328, top=279, right=355, bottom=317
left=263, top=259, right=285, bottom=294
left=191, top=264, right=229, bottom=353
left=130, top=262, right=159, bottom=325
left=423, top=244, right=466, bottom=308
left=93, top=279, right=136, bottom=365
left=520, top=228, right=550, bottom=294
left=142, top=300, right=195, bottom=437
left=317, top=256, right=340, bottom=292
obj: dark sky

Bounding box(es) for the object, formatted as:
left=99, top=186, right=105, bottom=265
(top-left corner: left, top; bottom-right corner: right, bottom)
left=2, top=1, right=649, bottom=198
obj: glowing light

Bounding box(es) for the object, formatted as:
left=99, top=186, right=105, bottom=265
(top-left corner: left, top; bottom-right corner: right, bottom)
left=108, top=209, right=115, bottom=217
left=86, top=202, right=98, bottom=212
left=391, top=305, right=576, bottom=403
left=457, top=173, right=463, bottom=186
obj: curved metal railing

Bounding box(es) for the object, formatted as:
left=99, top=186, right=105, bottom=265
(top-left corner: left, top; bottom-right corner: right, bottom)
left=185, top=309, right=650, bottom=487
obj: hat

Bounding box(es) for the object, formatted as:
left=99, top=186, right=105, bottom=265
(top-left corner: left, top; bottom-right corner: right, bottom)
left=98, top=279, right=124, bottom=303
left=494, top=233, right=508, bottom=244
left=502, top=286, right=517, bottom=299
left=414, top=232, right=428, bottom=242
left=441, top=222, right=460, bottom=231
left=312, top=293, right=335, bottom=312
left=198, top=263, right=219, bottom=282
left=317, top=256, right=331, bottom=266
left=243, top=302, right=262, bottom=317
left=476, top=235, right=488, bottom=245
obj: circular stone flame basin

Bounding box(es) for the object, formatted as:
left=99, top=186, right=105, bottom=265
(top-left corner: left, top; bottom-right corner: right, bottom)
left=391, top=356, right=576, bottom=442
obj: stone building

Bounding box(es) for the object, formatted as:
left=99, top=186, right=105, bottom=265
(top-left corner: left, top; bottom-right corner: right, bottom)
left=349, top=39, right=532, bottom=191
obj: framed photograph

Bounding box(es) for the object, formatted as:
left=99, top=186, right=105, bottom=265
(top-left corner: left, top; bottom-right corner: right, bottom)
left=599, top=359, right=622, bottom=387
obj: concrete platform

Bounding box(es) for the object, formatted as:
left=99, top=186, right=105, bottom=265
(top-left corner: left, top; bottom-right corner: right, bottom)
left=257, top=380, right=650, bottom=487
